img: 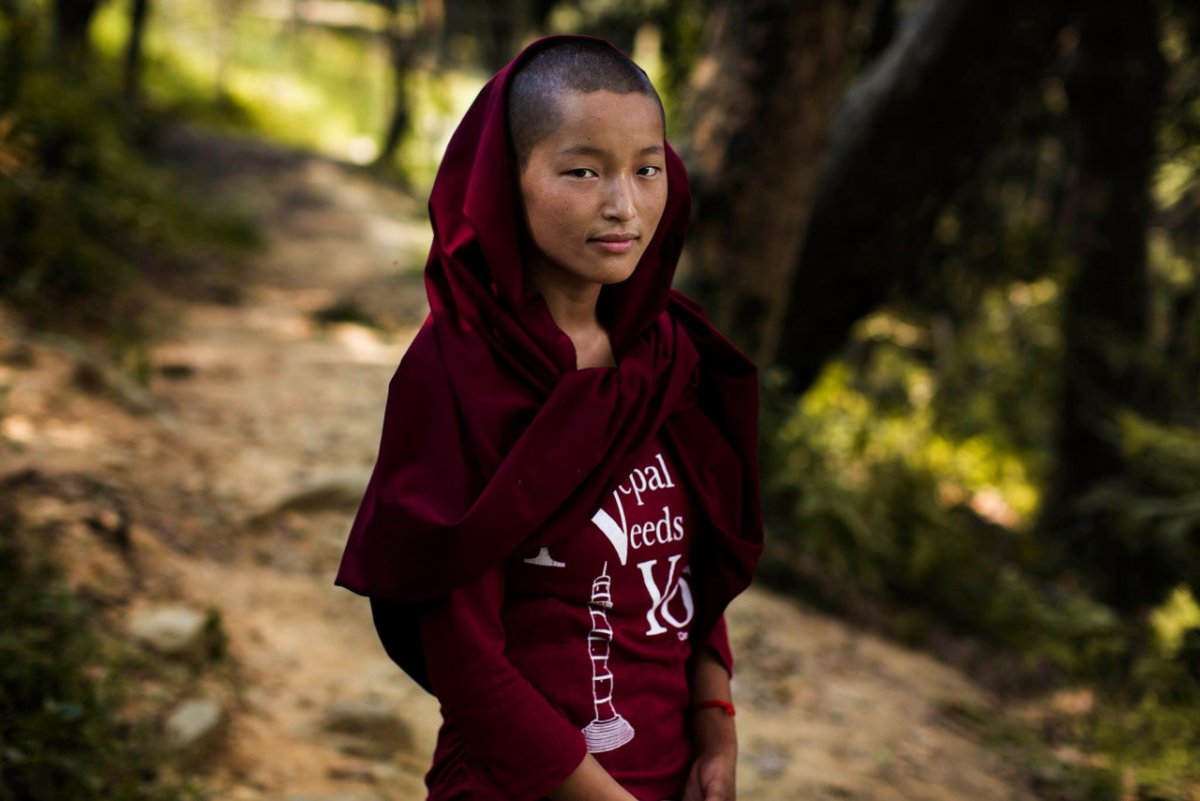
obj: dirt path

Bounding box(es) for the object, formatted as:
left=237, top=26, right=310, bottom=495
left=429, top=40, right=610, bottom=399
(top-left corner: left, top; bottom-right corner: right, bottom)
left=0, top=128, right=1039, bottom=801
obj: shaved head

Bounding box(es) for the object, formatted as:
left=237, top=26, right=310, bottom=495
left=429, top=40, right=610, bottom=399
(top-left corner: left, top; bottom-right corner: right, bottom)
left=507, top=39, right=665, bottom=171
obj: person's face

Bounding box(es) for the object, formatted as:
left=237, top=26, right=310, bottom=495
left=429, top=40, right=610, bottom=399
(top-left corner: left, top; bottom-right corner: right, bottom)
left=517, top=90, right=668, bottom=291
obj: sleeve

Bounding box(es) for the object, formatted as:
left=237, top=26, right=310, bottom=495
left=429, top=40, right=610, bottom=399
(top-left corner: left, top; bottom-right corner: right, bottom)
left=703, top=613, right=734, bottom=677
left=415, top=564, right=589, bottom=801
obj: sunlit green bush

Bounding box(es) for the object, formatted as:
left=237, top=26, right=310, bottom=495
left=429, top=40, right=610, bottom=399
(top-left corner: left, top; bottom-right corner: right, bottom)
left=0, top=58, right=259, bottom=351
left=760, top=355, right=1125, bottom=679
left=759, top=295, right=1200, bottom=794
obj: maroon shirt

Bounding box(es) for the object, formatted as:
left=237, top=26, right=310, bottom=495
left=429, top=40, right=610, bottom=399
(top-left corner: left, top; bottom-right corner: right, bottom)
left=407, top=432, right=732, bottom=801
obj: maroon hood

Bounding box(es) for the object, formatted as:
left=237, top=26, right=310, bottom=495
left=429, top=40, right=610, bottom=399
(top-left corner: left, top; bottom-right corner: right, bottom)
left=424, top=33, right=691, bottom=372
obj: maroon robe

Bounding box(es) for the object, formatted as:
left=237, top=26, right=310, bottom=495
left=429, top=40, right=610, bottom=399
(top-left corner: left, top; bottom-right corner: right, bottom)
left=334, top=33, right=763, bottom=801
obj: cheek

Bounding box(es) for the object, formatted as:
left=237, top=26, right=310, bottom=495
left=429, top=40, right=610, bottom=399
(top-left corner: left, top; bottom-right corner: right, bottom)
left=527, top=188, right=586, bottom=244
left=642, top=184, right=669, bottom=234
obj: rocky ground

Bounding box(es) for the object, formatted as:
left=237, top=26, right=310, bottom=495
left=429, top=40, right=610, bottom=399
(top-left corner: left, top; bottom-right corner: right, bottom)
left=0, top=127, right=1049, bottom=801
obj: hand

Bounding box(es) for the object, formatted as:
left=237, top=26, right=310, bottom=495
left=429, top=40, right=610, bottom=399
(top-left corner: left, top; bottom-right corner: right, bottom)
left=681, top=744, right=737, bottom=801
left=547, top=753, right=640, bottom=801
left=686, top=643, right=737, bottom=801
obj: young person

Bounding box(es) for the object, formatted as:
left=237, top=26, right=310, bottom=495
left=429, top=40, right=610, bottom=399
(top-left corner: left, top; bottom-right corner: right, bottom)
left=334, top=34, right=763, bottom=801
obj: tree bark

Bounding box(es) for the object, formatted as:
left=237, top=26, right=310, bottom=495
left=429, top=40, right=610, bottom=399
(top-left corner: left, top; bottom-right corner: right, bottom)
left=683, top=0, right=856, bottom=367
left=774, top=0, right=1071, bottom=392
left=479, top=0, right=519, bottom=73
left=1038, top=1, right=1165, bottom=613
left=122, top=0, right=151, bottom=106
left=862, top=0, right=897, bottom=62
left=375, top=0, right=441, bottom=170
left=376, top=1, right=414, bottom=167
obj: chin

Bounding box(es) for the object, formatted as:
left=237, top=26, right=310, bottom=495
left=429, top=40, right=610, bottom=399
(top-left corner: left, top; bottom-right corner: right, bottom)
left=539, top=249, right=642, bottom=287
left=599, top=266, right=639, bottom=284
left=589, top=254, right=643, bottom=285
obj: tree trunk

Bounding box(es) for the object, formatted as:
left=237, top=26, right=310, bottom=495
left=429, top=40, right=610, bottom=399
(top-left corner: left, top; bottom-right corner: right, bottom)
left=0, top=0, right=32, bottom=110
left=122, top=0, right=151, bottom=106
left=53, top=0, right=104, bottom=64
left=683, top=0, right=856, bottom=367
left=376, top=0, right=442, bottom=170
left=376, top=1, right=410, bottom=167
left=480, top=0, right=518, bottom=73
left=1037, top=1, right=1165, bottom=613
left=862, top=0, right=897, bottom=62
left=774, top=0, right=1071, bottom=392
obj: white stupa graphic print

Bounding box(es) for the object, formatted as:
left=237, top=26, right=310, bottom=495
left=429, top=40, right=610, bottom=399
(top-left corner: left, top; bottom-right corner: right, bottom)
left=523, top=546, right=566, bottom=568
left=581, top=562, right=635, bottom=752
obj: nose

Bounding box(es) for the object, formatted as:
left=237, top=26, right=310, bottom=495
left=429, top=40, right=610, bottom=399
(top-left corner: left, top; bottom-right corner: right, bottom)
left=601, top=174, right=636, bottom=222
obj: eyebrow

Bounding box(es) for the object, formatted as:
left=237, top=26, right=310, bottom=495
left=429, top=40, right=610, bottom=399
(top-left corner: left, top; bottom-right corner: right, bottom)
left=559, top=144, right=665, bottom=157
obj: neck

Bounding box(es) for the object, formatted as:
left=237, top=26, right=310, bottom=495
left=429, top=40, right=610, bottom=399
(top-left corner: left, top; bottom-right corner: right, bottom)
left=526, top=252, right=615, bottom=369
left=526, top=252, right=603, bottom=340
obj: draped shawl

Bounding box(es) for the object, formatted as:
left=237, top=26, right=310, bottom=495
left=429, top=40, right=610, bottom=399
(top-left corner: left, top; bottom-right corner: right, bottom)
left=333, top=34, right=763, bottom=691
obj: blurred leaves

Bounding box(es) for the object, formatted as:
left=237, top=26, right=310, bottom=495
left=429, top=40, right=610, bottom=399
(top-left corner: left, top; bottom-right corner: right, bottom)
left=0, top=23, right=260, bottom=358
left=760, top=359, right=1124, bottom=680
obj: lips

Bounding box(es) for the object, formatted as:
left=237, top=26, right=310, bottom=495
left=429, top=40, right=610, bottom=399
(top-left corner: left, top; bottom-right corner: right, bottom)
left=589, top=233, right=639, bottom=254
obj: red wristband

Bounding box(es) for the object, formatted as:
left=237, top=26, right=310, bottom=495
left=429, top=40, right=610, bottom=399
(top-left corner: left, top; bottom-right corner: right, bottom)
left=693, top=699, right=735, bottom=717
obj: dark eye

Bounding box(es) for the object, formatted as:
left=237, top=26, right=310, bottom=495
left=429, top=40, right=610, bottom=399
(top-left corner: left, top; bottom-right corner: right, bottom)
left=638, top=166, right=662, bottom=177
left=567, top=168, right=598, bottom=178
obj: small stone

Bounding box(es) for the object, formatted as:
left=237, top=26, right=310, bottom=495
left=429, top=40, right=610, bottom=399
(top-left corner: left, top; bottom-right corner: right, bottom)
left=368, top=763, right=406, bottom=782
left=321, top=697, right=414, bottom=758
left=229, top=788, right=264, bottom=801
left=157, top=362, right=196, bottom=380
left=165, top=697, right=226, bottom=758
left=69, top=350, right=155, bottom=415
left=745, top=743, right=790, bottom=779
left=327, top=763, right=376, bottom=782
left=247, top=468, right=372, bottom=524
left=0, top=342, right=35, bottom=367
left=128, top=605, right=209, bottom=659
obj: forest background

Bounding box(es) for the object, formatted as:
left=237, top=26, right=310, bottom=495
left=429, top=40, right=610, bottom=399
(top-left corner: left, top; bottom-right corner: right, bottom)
left=1, top=0, right=1199, bottom=799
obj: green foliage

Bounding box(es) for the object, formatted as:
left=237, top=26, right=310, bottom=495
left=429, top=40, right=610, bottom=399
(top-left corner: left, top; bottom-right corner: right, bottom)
left=0, top=508, right=192, bottom=801
left=760, top=323, right=1198, bottom=795
left=90, top=0, right=435, bottom=181
left=758, top=304, right=1123, bottom=676
left=1094, top=657, right=1200, bottom=801
left=1056, top=413, right=1200, bottom=615
left=760, top=276, right=1199, bottom=795
left=960, top=698, right=1124, bottom=801
left=1150, top=587, right=1200, bottom=657
left=0, top=49, right=260, bottom=352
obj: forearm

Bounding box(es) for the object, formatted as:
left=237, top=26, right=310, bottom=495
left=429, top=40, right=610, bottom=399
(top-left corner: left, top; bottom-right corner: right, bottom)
left=547, top=753, right=639, bottom=801
left=690, top=647, right=737, bottom=756
left=414, top=567, right=589, bottom=800
left=683, top=645, right=738, bottom=800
